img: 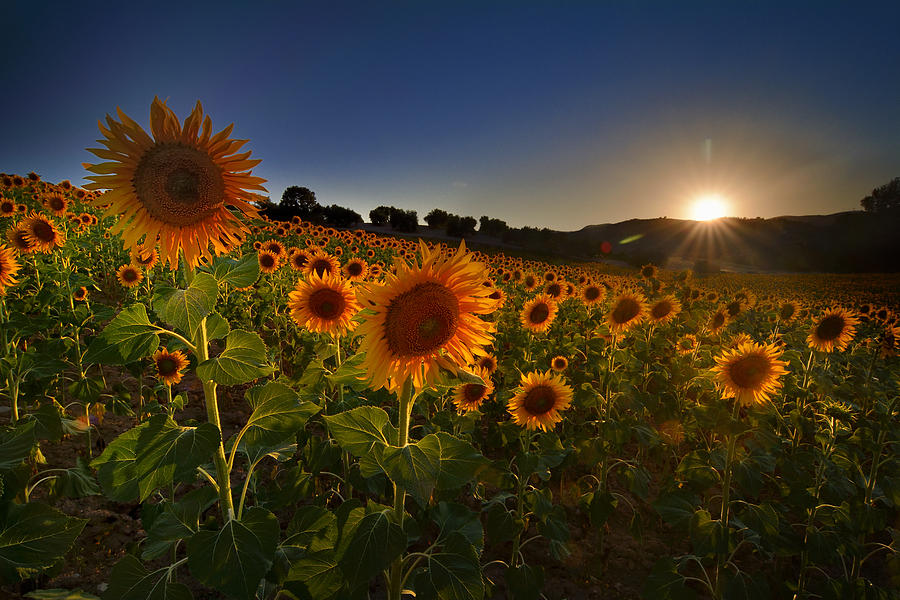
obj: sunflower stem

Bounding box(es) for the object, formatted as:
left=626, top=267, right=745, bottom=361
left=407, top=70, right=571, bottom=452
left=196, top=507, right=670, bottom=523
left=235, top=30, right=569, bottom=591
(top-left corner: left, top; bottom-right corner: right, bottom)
left=195, top=313, right=236, bottom=521
left=388, top=380, right=415, bottom=600
left=714, top=405, right=739, bottom=599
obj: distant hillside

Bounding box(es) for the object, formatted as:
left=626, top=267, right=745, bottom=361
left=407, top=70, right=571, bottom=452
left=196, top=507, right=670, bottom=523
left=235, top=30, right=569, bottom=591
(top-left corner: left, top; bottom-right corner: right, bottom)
left=559, top=210, right=900, bottom=273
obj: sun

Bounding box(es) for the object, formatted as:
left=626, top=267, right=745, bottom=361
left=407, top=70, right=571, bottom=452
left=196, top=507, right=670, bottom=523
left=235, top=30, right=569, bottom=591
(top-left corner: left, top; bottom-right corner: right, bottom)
left=691, top=193, right=728, bottom=221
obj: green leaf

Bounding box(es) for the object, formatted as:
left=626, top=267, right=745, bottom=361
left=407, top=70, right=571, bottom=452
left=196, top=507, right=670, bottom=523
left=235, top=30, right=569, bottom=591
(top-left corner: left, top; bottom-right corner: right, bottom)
left=90, top=424, right=142, bottom=502
left=142, top=488, right=217, bottom=561
left=196, top=330, right=273, bottom=385
left=84, top=304, right=159, bottom=365
left=239, top=382, right=319, bottom=452
left=0, top=420, right=36, bottom=471
left=335, top=509, right=406, bottom=586
left=206, top=253, right=260, bottom=288
left=432, top=502, right=483, bottom=549
left=323, top=406, right=397, bottom=456
left=653, top=489, right=699, bottom=529
left=505, top=563, right=544, bottom=600
left=284, top=550, right=344, bottom=600
left=0, top=502, right=87, bottom=583
left=690, top=509, right=725, bottom=557
left=412, top=532, right=484, bottom=600
left=202, top=311, right=230, bottom=341
left=642, top=557, right=697, bottom=600
left=46, top=457, right=101, bottom=499
left=152, top=272, right=217, bottom=336
left=103, top=555, right=192, bottom=600
left=132, top=416, right=220, bottom=501
left=187, top=507, right=279, bottom=600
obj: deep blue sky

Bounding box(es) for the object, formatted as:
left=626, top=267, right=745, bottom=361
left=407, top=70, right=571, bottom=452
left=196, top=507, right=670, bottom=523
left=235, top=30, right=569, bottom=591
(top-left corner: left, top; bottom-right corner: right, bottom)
left=3, top=1, right=898, bottom=230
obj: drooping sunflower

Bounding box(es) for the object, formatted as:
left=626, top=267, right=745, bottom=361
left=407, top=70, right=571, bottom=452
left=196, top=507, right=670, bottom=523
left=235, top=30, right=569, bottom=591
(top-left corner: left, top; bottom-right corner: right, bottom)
left=727, top=332, right=755, bottom=350
left=83, top=97, right=266, bottom=268
left=606, top=290, right=648, bottom=334
left=152, top=348, right=189, bottom=386
left=21, top=212, right=65, bottom=253
left=807, top=308, right=858, bottom=353
left=486, top=287, right=505, bottom=308
left=708, top=307, right=730, bottom=333
left=342, top=257, right=369, bottom=282
left=116, top=264, right=144, bottom=288
left=580, top=283, right=605, bottom=307
left=879, top=325, right=899, bottom=358
left=287, top=271, right=361, bottom=336
left=130, top=246, right=159, bottom=270
left=6, top=224, right=36, bottom=254
left=452, top=368, right=495, bottom=413
left=676, top=334, right=698, bottom=356
left=641, top=264, right=658, bottom=280
left=523, top=273, right=539, bottom=291
left=304, top=250, right=340, bottom=278
left=777, top=300, right=800, bottom=323
left=649, top=295, right=682, bottom=325
left=550, top=355, right=568, bottom=372
left=257, top=249, right=280, bottom=274
left=0, top=244, right=21, bottom=292
left=73, top=286, right=89, bottom=301
left=507, top=370, right=573, bottom=431
left=43, top=193, right=69, bottom=217
left=520, top=294, right=559, bottom=333
left=355, top=240, right=497, bottom=391
left=712, top=341, right=789, bottom=407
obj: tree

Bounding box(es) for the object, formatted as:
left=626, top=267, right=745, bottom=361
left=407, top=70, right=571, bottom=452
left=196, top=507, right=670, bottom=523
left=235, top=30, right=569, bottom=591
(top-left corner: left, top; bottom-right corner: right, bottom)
left=479, top=215, right=508, bottom=238
left=860, top=177, right=900, bottom=213
left=424, top=208, right=450, bottom=229
left=321, top=204, right=362, bottom=228
left=369, top=206, right=392, bottom=226
left=446, top=214, right=477, bottom=238
left=389, top=207, right=418, bottom=232
left=281, top=186, right=321, bottom=220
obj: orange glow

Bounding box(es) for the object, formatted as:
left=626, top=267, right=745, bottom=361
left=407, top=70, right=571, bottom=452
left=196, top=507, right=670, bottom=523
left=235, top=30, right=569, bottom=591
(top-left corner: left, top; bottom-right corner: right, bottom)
left=691, top=193, right=728, bottom=221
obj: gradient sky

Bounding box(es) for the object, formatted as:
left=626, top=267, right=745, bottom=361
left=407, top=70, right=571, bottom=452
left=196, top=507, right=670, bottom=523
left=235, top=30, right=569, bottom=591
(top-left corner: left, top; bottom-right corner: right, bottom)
left=3, top=1, right=898, bottom=231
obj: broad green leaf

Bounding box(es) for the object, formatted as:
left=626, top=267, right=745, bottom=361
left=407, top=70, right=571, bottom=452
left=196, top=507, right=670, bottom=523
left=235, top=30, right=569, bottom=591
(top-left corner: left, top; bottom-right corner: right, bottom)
left=0, top=502, right=87, bottom=583
left=196, top=330, right=273, bottom=385
left=238, top=382, right=319, bottom=452
left=152, top=272, right=217, bottom=336
left=505, top=564, right=544, bottom=600
left=652, top=489, right=698, bottom=529
left=202, top=310, right=230, bottom=341
left=90, top=424, right=142, bottom=502
left=187, top=507, right=279, bottom=600
left=103, top=555, right=192, bottom=600
left=132, top=416, right=220, bottom=501
left=142, top=487, right=217, bottom=561
left=432, top=502, right=483, bottom=549
left=412, top=532, right=484, bottom=600
left=46, top=457, right=101, bottom=499
left=84, top=304, right=159, bottom=365
left=206, top=253, right=260, bottom=288
left=335, top=509, right=405, bottom=586
left=642, top=557, right=697, bottom=600
left=323, top=406, right=397, bottom=456
left=0, top=420, right=36, bottom=471
left=284, top=550, right=344, bottom=600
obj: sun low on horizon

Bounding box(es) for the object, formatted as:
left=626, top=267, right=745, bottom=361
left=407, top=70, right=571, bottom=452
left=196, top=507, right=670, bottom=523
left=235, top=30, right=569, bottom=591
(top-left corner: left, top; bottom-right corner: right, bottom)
left=690, top=193, right=729, bottom=221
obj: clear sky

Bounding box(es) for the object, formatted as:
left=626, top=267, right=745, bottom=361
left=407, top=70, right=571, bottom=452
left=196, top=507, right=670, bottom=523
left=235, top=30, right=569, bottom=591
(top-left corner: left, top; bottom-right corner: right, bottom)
left=2, top=1, right=898, bottom=230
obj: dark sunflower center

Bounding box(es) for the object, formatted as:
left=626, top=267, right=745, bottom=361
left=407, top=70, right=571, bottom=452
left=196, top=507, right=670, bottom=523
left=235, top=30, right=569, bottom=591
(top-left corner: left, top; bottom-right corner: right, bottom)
left=726, top=301, right=742, bottom=317
left=642, top=267, right=654, bottom=278
left=523, top=385, right=557, bottom=415
left=260, top=254, right=275, bottom=268
left=547, top=283, right=562, bottom=297
left=713, top=313, right=726, bottom=328
left=133, top=143, right=225, bottom=226
left=480, top=358, right=495, bottom=370
left=32, top=220, right=55, bottom=242
left=612, top=298, right=640, bottom=324
left=585, top=287, right=600, bottom=301
left=816, top=315, right=846, bottom=341
left=553, top=358, right=566, bottom=369
left=13, top=230, right=31, bottom=249
left=347, top=262, right=363, bottom=276
left=311, top=259, right=332, bottom=276
left=157, top=357, right=178, bottom=376
left=384, top=281, right=460, bottom=357
left=1, top=201, right=14, bottom=213
left=528, top=303, right=550, bottom=324
left=50, top=197, right=65, bottom=211
left=728, top=354, right=770, bottom=389
left=309, top=288, right=346, bottom=320
left=489, top=291, right=501, bottom=300
left=463, top=383, right=486, bottom=403
left=123, top=269, right=138, bottom=282
left=292, top=255, right=307, bottom=268
left=651, top=301, right=673, bottom=320
left=525, top=276, right=536, bottom=287
left=779, top=304, right=796, bottom=320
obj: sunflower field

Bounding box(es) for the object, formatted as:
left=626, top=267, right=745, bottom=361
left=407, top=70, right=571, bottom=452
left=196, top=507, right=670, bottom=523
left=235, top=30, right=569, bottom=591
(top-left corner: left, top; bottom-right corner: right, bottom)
left=0, top=100, right=898, bottom=600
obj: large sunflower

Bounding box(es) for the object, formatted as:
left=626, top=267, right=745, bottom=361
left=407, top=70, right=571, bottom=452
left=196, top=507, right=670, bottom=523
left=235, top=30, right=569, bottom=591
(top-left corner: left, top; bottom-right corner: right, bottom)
left=712, top=341, right=788, bottom=407
left=507, top=370, right=573, bottom=431
left=649, top=295, right=682, bottom=325
left=356, top=240, right=497, bottom=391
left=607, top=290, right=648, bottom=334
left=452, top=367, right=494, bottom=413
left=807, top=307, right=858, bottom=353
left=0, top=244, right=21, bottom=292
left=304, top=250, right=340, bottom=278
left=287, top=271, right=361, bottom=336
left=83, top=97, right=266, bottom=268
left=520, top=294, right=559, bottom=333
